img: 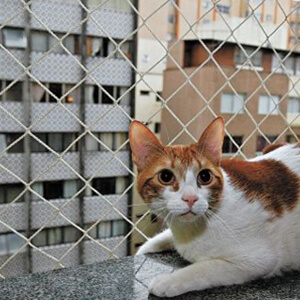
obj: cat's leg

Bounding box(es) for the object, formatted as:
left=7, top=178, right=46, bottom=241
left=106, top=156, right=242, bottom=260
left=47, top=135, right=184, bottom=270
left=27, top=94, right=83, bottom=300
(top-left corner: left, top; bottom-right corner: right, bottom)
left=148, top=251, right=277, bottom=297
left=136, top=229, right=173, bottom=255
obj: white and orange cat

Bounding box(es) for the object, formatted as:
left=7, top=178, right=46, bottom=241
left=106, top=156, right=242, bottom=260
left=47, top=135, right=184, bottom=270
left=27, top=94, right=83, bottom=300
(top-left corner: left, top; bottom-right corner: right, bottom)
left=129, top=117, right=300, bottom=298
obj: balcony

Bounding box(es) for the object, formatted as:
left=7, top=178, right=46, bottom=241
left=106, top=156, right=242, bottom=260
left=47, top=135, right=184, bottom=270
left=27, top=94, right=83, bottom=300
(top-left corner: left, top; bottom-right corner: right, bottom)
left=0, top=154, right=26, bottom=184
left=31, top=198, right=80, bottom=230
left=85, top=104, right=130, bottom=132
left=0, top=252, right=299, bottom=299
left=31, top=152, right=80, bottom=181
left=86, top=57, right=132, bottom=86
left=0, top=102, right=24, bottom=132
left=83, top=194, right=128, bottom=223
left=31, top=103, right=80, bottom=132
left=0, top=50, right=25, bottom=81
left=31, top=52, right=82, bottom=84
left=84, top=150, right=130, bottom=178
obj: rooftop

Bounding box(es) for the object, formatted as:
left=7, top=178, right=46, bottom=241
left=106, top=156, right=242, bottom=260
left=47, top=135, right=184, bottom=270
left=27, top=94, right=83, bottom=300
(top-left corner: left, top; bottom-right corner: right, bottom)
left=0, top=252, right=300, bottom=300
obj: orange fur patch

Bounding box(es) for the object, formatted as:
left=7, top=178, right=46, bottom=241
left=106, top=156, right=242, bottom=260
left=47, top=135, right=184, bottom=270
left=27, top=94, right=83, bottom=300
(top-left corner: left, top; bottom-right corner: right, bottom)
left=221, top=158, right=300, bottom=217
left=263, top=143, right=286, bottom=154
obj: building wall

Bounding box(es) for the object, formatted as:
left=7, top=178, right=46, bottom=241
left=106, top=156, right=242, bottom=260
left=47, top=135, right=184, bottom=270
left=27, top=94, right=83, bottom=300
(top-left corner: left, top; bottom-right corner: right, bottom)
left=0, top=0, right=134, bottom=277
left=161, top=44, right=289, bottom=158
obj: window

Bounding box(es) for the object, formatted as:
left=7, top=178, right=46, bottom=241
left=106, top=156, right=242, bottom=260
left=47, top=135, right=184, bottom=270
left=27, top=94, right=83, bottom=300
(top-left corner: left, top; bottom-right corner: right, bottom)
left=98, top=221, right=111, bottom=238
left=92, top=177, right=127, bottom=195
left=284, top=56, right=295, bottom=74
left=114, top=132, right=128, bottom=150
left=112, top=220, right=126, bottom=237
left=254, top=12, right=262, bottom=20
left=0, top=233, right=25, bottom=255
left=31, top=133, right=78, bottom=152
left=286, top=135, right=299, bottom=143
left=5, top=81, right=23, bottom=101
left=222, top=136, right=243, bottom=154
left=85, top=85, right=125, bottom=104
left=140, top=90, right=150, bottom=96
left=0, top=133, right=24, bottom=153
left=0, top=80, right=23, bottom=102
left=0, top=183, right=25, bottom=204
left=102, top=86, right=114, bottom=104
left=86, top=133, right=128, bottom=151
left=168, top=15, right=175, bottom=23
left=166, top=33, right=174, bottom=41
left=154, top=123, right=161, bottom=134
left=265, top=14, right=272, bottom=22
left=32, top=226, right=79, bottom=247
left=32, top=83, right=65, bottom=103
left=32, top=31, right=79, bottom=54
left=92, top=177, right=116, bottom=195
left=87, top=37, right=103, bottom=56
left=44, top=181, right=63, bottom=200
left=272, top=53, right=285, bottom=73
left=202, top=1, right=212, bottom=9
left=220, top=93, right=245, bottom=114
left=99, top=133, right=113, bottom=151
left=235, top=47, right=262, bottom=68
left=217, top=5, right=230, bottom=14
left=288, top=97, right=300, bottom=113
left=156, top=91, right=162, bottom=102
left=258, top=95, right=280, bottom=115
left=256, top=135, right=277, bottom=153
left=3, top=28, right=27, bottom=48
left=115, top=40, right=132, bottom=59
left=41, top=180, right=78, bottom=200
left=63, top=35, right=80, bottom=55
left=31, top=32, right=48, bottom=52
left=86, top=220, right=127, bottom=239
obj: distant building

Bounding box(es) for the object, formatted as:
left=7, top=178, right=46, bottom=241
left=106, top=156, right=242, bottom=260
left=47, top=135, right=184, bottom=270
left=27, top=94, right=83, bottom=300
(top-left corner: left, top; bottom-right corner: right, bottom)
left=161, top=39, right=299, bottom=157
left=0, top=0, right=134, bottom=277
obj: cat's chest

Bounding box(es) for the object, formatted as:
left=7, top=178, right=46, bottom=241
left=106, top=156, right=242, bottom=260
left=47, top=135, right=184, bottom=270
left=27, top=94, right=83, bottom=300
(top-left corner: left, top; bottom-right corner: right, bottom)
left=174, top=233, right=221, bottom=263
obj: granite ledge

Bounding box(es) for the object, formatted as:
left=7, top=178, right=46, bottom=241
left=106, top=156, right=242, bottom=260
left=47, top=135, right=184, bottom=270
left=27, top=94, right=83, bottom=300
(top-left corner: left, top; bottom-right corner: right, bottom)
left=0, top=252, right=300, bottom=300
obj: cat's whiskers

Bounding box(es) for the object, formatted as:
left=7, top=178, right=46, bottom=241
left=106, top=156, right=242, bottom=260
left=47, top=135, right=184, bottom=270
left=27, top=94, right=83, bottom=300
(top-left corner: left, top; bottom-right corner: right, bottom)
left=203, top=213, right=219, bottom=241
left=206, top=209, right=240, bottom=245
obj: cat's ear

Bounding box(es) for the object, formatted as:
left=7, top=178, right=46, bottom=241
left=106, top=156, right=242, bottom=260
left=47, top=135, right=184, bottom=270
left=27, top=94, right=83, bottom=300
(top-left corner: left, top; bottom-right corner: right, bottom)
left=197, top=117, right=225, bottom=165
left=129, top=120, right=164, bottom=171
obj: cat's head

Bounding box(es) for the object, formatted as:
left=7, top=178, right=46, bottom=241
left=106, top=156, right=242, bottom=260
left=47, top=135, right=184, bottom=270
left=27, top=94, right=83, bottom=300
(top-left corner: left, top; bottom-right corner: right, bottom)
left=129, top=117, right=225, bottom=222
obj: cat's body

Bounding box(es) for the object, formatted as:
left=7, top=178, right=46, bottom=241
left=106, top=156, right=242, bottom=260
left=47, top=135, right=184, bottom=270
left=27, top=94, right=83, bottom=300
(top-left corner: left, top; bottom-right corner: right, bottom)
left=129, top=118, right=300, bottom=297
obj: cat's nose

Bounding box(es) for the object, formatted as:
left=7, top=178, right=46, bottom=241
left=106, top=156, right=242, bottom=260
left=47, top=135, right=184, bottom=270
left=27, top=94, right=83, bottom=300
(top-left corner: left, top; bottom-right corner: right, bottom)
left=182, top=195, right=198, bottom=209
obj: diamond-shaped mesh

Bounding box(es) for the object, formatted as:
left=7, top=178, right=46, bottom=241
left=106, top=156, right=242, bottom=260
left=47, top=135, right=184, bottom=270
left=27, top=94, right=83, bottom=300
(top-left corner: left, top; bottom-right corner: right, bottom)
left=0, top=0, right=299, bottom=278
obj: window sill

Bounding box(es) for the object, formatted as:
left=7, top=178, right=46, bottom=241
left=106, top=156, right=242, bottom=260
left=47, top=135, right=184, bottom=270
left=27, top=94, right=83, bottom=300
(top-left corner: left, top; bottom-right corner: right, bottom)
left=1, top=252, right=300, bottom=299
left=236, top=64, right=263, bottom=72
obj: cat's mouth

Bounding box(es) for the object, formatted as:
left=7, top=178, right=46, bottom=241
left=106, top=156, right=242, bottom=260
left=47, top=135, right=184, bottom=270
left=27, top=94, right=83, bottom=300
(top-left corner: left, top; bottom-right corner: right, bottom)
left=180, top=211, right=197, bottom=217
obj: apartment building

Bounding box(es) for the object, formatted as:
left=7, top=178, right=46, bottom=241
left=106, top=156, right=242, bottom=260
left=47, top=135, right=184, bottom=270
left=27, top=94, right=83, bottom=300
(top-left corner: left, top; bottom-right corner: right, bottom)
left=169, top=0, right=293, bottom=50
left=0, top=0, right=134, bottom=277
left=161, top=39, right=294, bottom=157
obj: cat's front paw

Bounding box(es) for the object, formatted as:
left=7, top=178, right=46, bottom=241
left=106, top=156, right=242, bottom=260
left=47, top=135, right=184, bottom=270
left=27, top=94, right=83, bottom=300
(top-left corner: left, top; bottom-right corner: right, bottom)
left=148, top=273, right=187, bottom=298
left=136, top=240, right=161, bottom=255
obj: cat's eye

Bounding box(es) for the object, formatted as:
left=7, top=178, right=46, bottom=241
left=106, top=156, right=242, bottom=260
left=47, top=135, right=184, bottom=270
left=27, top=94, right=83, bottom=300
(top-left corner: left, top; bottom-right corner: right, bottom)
left=197, top=169, right=213, bottom=186
left=158, top=169, right=175, bottom=185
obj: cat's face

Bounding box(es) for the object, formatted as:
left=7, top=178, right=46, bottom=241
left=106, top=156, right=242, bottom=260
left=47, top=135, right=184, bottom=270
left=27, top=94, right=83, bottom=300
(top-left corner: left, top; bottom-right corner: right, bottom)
left=129, top=117, right=225, bottom=222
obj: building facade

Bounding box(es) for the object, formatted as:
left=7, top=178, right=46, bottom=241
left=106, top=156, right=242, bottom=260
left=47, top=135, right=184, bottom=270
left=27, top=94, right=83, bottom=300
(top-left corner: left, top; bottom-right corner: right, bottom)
left=161, top=39, right=298, bottom=158
left=0, top=0, right=134, bottom=277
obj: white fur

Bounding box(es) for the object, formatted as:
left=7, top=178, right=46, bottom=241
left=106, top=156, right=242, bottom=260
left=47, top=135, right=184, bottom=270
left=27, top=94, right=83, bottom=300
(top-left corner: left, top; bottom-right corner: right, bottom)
left=137, top=144, right=300, bottom=297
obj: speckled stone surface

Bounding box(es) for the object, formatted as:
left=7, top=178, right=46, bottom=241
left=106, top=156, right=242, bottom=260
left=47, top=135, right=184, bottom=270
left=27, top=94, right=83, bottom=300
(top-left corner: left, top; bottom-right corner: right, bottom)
left=0, top=252, right=300, bottom=299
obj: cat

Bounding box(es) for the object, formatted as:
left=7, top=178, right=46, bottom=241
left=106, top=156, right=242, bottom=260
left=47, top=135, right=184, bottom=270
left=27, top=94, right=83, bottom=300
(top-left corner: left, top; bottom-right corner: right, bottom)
left=129, top=117, right=300, bottom=298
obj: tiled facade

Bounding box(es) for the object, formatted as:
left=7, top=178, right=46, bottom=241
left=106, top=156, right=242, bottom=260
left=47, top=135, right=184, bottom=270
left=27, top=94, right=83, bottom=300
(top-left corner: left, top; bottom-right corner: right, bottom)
left=0, top=0, right=134, bottom=277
